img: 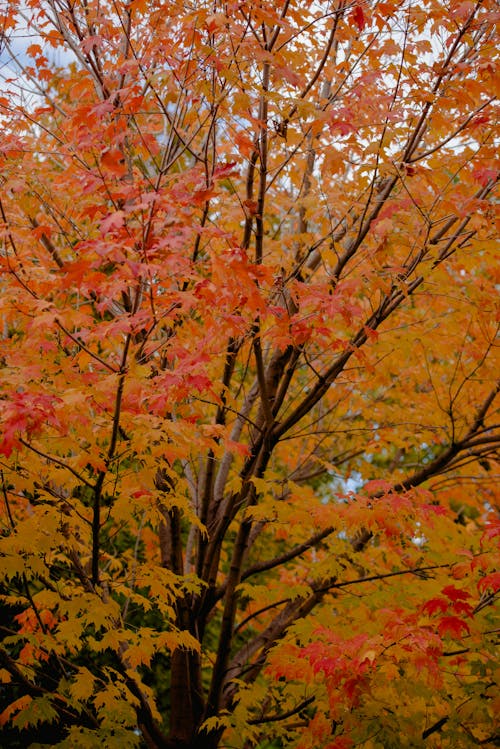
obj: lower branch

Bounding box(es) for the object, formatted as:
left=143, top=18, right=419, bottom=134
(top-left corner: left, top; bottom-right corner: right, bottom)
left=248, top=696, right=315, bottom=725
left=422, top=716, right=448, bottom=740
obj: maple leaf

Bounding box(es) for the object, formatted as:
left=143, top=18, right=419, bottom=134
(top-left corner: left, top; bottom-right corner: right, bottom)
left=422, top=597, right=449, bottom=616
left=233, top=131, right=256, bottom=158
left=81, top=35, right=103, bottom=54
left=213, top=161, right=237, bottom=179
left=441, top=585, right=471, bottom=602
left=0, top=696, right=33, bottom=727
left=325, top=738, right=354, bottom=749
left=99, top=210, right=126, bottom=235
left=351, top=3, right=366, bottom=32
left=275, top=65, right=303, bottom=88
left=451, top=600, right=473, bottom=616
left=363, top=479, right=392, bottom=494
left=481, top=518, right=500, bottom=545
left=437, top=616, right=470, bottom=639
left=477, top=571, right=500, bottom=594
left=0, top=392, right=63, bottom=456
left=26, top=43, right=44, bottom=58
left=472, top=167, right=498, bottom=186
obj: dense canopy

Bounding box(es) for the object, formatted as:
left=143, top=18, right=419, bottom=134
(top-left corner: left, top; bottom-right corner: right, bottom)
left=0, top=1, right=498, bottom=747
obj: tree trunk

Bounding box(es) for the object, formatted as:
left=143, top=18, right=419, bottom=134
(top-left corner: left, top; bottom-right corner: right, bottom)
left=168, top=648, right=204, bottom=746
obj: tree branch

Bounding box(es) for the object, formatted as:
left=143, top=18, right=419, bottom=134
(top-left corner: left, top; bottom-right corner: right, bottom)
left=248, top=696, right=315, bottom=725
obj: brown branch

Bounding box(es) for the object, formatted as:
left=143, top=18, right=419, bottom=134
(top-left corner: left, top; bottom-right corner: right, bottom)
left=225, top=561, right=453, bottom=708
left=29, top=216, right=64, bottom=268
left=212, top=526, right=336, bottom=606
left=113, top=657, right=172, bottom=749
left=55, top=318, right=118, bottom=373
left=205, top=515, right=256, bottom=716
left=422, top=716, right=448, bottom=740
left=234, top=597, right=290, bottom=635
left=253, top=325, right=273, bottom=426
left=241, top=149, right=259, bottom=251
left=408, top=98, right=495, bottom=164
left=0, top=647, right=100, bottom=729
left=18, top=438, right=94, bottom=488
left=223, top=586, right=326, bottom=707
left=242, top=526, right=335, bottom=583
left=443, top=648, right=469, bottom=656
left=402, top=0, right=484, bottom=164
left=248, top=695, right=315, bottom=725
left=326, top=563, right=450, bottom=591
left=394, top=380, right=499, bottom=493
left=283, top=9, right=340, bottom=126
left=91, top=330, right=133, bottom=585
left=1, top=469, right=16, bottom=528
left=267, top=0, right=292, bottom=51
left=351, top=382, right=499, bottom=551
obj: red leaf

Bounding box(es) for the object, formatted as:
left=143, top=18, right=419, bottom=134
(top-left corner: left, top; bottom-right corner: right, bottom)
left=478, top=572, right=500, bottom=594
left=422, top=597, right=448, bottom=616
left=213, top=161, right=237, bottom=179
left=325, top=738, right=354, bottom=749
left=441, top=585, right=471, bottom=602
left=81, top=35, right=103, bottom=54
left=352, top=3, right=366, bottom=32
left=363, top=479, right=392, bottom=494
left=452, top=601, right=473, bottom=617
left=0, top=392, right=63, bottom=457
left=328, top=108, right=357, bottom=136
left=481, top=518, right=500, bottom=545
left=275, top=65, right=303, bottom=88
left=100, top=210, right=125, bottom=235
left=472, top=167, right=498, bottom=187
left=437, top=616, right=470, bottom=639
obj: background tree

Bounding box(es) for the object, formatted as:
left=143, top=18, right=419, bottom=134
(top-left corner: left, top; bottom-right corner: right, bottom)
left=0, top=1, right=498, bottom=747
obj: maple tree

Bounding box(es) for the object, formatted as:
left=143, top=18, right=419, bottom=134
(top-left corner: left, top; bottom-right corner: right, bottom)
left=0, top=0, right=499, bottom=747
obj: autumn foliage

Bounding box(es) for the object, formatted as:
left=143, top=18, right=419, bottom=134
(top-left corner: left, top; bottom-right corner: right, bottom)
left=0, top=0, right=498, bottom=747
